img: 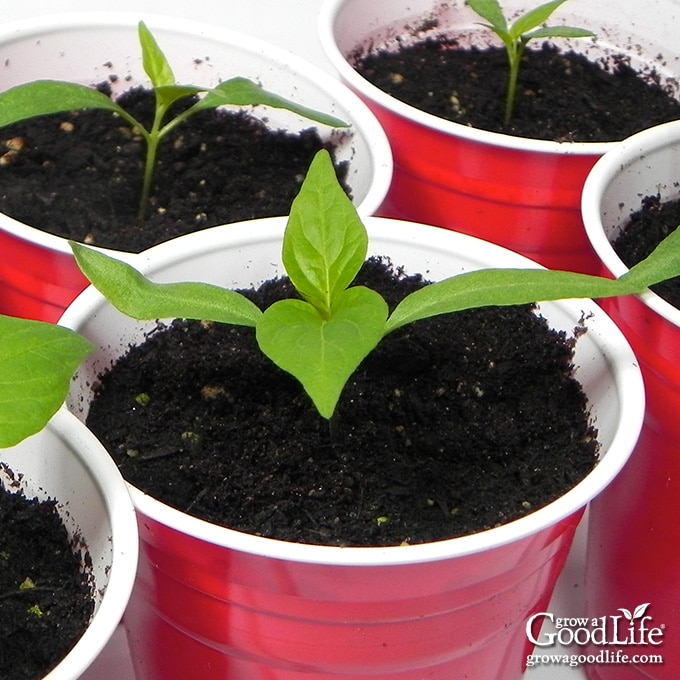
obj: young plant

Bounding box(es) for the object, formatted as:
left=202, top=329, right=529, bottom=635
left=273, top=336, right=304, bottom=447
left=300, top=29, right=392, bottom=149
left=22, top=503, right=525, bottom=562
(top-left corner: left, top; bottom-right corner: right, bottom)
left=0, top=21, right=347, bottom=219
left=0, top=316, right=93, bottom=447
left=465, top=0, right=594, bottom=124
left=71, top=149, right=680, bottom=420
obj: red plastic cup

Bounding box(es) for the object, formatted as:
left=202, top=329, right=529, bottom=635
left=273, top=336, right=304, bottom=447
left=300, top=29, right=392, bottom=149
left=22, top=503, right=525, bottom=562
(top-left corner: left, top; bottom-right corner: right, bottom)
left=122, top=504, right=581, bottom=679
left=0, top=12, right=392, bottom=322
left=61, top=216, right=644, bottom=679
left=582, top=120, right=680, bottom=679
left=319, top=0, right=680, bottom=275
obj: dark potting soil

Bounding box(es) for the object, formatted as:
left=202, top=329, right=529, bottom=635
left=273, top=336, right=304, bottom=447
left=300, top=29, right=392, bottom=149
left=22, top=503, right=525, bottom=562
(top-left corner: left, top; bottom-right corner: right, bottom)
left=612, top=194, right=680, bottom=309
left=85, top=258, right=598, bottom=548
left=0, top=470, right=94, bottom=680
left=353, top=40, right=680, bottom=142
left=0, top=84, right=350, bottom=252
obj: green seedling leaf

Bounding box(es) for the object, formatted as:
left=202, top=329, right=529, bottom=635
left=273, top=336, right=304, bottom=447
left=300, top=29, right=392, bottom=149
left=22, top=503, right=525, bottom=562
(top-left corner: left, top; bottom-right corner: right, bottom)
left=0, top=315, right=93, bottom=448
left=386, top=269, right=619, bottom=333
left=256, top=287, right=388, bottom=419
left=386, top=226, right=680, bottom=333
left=139, top=20, right=176, bottom=89
left=0, top=80, right=125, bottom=127
left=70, top=241, right=262, bottom=327
left=529, top=26, right=596, bottom=40
left=194, top=77, right=349, bottom=128
left=466, top=0, right=508, bottom=33
left=282, top=150, right=367, bottom=317
left=511, top=0, right=569, bottom=36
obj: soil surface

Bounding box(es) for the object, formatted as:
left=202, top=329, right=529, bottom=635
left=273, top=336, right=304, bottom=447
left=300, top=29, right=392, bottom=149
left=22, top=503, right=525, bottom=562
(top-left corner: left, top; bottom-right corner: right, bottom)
left=612, top=194, right=680, bottom=309
left=85, top=258, right=598, bottom=547
left=353, top=40, right=680, bottom=142
left=0, top=85, right=350, bottom=252
left=0, top=470, right=93, bottom=680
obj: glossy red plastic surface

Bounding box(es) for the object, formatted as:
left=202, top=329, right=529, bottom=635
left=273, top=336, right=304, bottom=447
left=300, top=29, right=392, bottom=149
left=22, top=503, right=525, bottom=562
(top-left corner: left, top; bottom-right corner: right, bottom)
left=585, top=293, right=680, bottom=680
left=124, top=508, right=582, bottom=680
left=0, top=228, right=87, bottom=322
left=363, top=98, right=602, bottom=275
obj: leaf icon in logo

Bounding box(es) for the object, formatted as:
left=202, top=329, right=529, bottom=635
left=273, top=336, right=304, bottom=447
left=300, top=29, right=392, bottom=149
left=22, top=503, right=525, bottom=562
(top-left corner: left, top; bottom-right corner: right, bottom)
left=633, top=603, right=650, bottom=619
left=618, top=603, right=650, bottom=621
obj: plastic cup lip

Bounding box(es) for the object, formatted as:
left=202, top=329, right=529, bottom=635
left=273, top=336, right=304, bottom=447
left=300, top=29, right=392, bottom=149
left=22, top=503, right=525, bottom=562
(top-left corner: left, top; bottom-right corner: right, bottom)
left=317, top=0, right=614, bottom=158
left=0, top=10, right=392, bottom=257
left=7, top=408, right=139, bottom=680
left=60, top=215, right=644, bottom=568
left=581, top=119, right=680, bottom=330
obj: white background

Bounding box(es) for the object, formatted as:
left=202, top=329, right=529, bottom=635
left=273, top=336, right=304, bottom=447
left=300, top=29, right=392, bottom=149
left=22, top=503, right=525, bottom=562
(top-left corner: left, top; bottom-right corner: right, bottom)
left=3, top=1, right=590, bottom=678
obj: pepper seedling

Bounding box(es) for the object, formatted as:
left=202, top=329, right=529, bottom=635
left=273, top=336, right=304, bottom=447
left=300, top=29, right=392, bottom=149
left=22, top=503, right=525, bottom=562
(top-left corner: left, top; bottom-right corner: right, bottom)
left=0, top=21, right=347, bottom=219
left=0, top=315, right=93, bottom=447
left=465, top=0, right=594, bottom=124
left=71, top=149, right=680, bottom=420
